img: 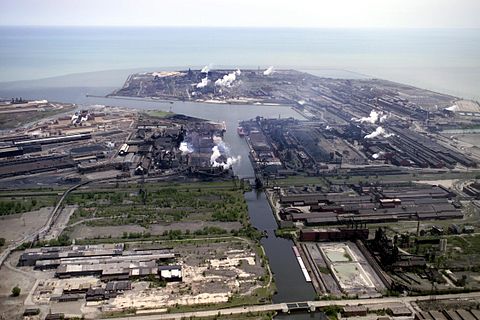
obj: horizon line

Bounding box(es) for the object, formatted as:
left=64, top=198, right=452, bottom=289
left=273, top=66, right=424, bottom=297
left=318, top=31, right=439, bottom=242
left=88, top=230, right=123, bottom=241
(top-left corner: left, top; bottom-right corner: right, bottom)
left=1, top=25, right=479, bottom=29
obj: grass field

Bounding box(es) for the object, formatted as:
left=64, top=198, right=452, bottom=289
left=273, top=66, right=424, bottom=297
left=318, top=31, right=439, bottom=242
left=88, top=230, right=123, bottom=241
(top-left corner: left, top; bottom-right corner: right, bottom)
left=64, top=180, right=258, bottom=240
left=144, top=110, right=174, bottom=118
left=0, top=194, right=57, bottom=216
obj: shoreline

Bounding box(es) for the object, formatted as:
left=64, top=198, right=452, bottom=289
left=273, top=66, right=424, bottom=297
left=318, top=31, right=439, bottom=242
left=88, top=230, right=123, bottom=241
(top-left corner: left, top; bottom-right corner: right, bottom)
left=88, top=94, right=294, bottom=108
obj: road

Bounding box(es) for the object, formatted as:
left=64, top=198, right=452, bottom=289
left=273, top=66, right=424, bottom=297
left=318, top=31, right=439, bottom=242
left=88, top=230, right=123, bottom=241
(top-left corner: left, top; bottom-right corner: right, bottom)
left=101, top=291, right=480, bottom=320
left=0, top=181, right=89, bottom=267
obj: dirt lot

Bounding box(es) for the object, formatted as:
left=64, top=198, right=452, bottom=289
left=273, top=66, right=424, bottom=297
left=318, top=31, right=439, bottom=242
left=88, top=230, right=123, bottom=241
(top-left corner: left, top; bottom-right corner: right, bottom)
left=0, top=207, right=51, bottom=250
left=106, top=239, right=267, bottom=312
left=68, top=221, right=242, bottom=239
left=0, top=251, right=53, bottom=319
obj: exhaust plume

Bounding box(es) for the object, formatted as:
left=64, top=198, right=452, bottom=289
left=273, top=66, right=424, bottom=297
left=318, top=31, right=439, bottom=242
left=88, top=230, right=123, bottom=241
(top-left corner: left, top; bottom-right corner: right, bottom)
left=201, top=65, right=211, bottom=73
left=353, top=110, right=379, bottom=124
left=364, top=126, right=394, bottom=139
left=210, top=135, right=241, bottom=169
left=445, top=105, right=458, bottom=112
left=214, top=69, right=241, bottom=87
left=263, top=66, right=274, bottom=76
left=372, top=151, right=385, bottom=159
left=196, top=76, right=210, bottom=88
left=179, top=142, right=194, bottom=155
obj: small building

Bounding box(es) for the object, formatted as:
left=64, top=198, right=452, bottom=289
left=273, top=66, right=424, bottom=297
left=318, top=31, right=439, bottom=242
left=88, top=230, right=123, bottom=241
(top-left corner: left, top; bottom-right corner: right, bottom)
left=158, top=265, right=182, bottom=281
left=105, top=280, right=131, bottom=293
left=342, top=305, right=367, bottom=317
left=388, top=306, right=412, bottom=317
left=415, top=311, right=433, bottom=320
left=23, top=308, right=40, bottom=316
left=86, top=288, right=107, bottom=301
left=428, top=310, right=447, bottom=320
left=45, top=314, right=65, bottom=320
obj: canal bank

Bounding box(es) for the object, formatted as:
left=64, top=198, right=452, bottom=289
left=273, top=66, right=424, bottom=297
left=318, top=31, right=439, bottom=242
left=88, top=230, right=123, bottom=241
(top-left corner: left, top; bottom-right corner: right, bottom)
left=245, top=190, right=316, bottom=303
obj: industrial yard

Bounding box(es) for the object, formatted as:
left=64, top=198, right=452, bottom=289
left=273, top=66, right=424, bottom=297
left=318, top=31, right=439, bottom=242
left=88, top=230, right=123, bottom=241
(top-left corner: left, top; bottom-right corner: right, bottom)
left=301, top=241, right=386, bottom=298
left=0, top=238, right=270, bottom=319
left=0, top=101, right=239, bottom=189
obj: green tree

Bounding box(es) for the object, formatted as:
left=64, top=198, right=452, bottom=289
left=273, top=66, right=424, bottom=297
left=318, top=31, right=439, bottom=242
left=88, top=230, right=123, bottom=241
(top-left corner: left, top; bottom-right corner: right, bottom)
left=11, top=286, right=21, bottom=297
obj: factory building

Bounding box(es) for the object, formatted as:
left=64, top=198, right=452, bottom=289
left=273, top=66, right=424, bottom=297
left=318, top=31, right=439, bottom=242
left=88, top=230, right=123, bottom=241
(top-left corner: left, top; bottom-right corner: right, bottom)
left=300, top=228, right=369, bottom=242
left=278, top=185, right=462, bottom=226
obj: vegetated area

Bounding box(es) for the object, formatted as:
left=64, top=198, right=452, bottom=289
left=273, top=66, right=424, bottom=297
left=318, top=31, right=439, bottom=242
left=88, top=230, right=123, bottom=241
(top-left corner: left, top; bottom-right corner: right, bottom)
left=404, top=233, right=480, bottom=289
left=0, top=193, right=57, bottom=216
left=0, top=190, right=58, bottom=249
left=186, top=312, right=276, bottom=320
left=143, top=109, right=175, bottom=118
left=62, top=180, right=259, bottom=242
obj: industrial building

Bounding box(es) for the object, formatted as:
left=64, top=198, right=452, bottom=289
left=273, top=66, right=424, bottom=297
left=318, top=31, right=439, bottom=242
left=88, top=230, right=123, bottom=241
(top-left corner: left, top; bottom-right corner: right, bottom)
left=19, top=243, right=180, bottom=282
left=277, top=185, right=462, bottom=226
left=300, top=227, right=369, bottom=242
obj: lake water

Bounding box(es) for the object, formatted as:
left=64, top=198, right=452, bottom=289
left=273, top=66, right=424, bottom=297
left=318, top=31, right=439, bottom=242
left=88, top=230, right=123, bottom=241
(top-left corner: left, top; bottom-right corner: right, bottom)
left=0, top=27, right=479, bottom=99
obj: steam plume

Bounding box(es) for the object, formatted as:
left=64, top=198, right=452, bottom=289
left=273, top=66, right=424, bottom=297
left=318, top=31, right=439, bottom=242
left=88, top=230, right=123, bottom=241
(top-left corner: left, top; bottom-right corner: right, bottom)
left=209, top=135, right=241, bottom=169
left=445, top=105, right=458, bottom=112
left=179, top=142, right=194, bottom=155
left=364, top=126, right=394, bottom=139
left=196, top=76, right=210, bottom=88
left=372, top=151, right=385, bottom=159
left=214, top=69, right=241, bottom=87
left=354, top=110, right=379, bottom=124
left=263, top=66, right=274, bottom=76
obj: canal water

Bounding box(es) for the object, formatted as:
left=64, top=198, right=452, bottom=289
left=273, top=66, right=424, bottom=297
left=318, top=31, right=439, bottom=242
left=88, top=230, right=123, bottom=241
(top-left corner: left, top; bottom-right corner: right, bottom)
left=2, top=86, right=318, bottom=305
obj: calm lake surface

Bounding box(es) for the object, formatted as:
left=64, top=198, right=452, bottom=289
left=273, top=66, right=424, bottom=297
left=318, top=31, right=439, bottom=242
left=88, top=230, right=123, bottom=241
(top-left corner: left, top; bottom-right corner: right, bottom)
left=1, top=27, right=479, bottom=99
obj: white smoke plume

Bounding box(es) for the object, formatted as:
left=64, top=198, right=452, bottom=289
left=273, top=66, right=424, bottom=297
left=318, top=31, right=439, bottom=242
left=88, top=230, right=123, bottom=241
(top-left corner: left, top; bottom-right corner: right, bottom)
left=372, top=151, right=385, bottom=159
left=201, top=65, right=211, bottom=73
left=445, top=105, right=458, bottom=112
left=210, top=135, right=241, bottom=169
left=364, top=126, right=394, bottom=139
left=354, top=110, right=379, bottom=124
left=214, top=69, right=241, bottom=87
left=196, top=76, right=210, bottom=88
left=179, top=142, right=194, bottom=155
left=263, top=66, right=274, bottom=76
left=379, top=114, right=388, bottom=123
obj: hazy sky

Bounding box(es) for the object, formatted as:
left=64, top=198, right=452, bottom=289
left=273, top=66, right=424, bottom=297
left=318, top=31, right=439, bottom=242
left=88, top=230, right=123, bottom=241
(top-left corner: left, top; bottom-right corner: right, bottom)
left=1, top=0, right=479, bottom=28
